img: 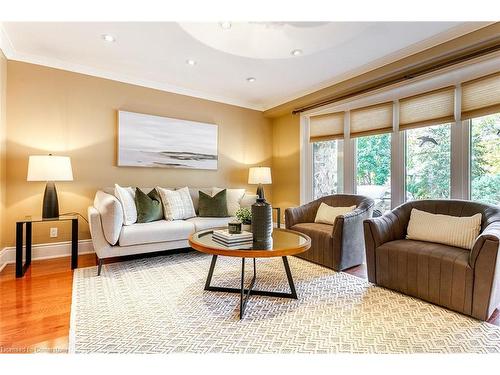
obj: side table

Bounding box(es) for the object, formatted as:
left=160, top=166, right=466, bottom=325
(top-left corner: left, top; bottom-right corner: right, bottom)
left=272, top=207, right=281, bottom=228
left=16, top=215, right=79, bottom=278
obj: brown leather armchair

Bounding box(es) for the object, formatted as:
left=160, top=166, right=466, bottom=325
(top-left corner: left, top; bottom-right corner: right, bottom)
left=285, top=194, right=374, bottom=271
left=364, top=200, right=500, bottom=321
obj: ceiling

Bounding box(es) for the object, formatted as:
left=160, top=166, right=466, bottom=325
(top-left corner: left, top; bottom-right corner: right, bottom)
left=0, top=22, right=489, bottom=111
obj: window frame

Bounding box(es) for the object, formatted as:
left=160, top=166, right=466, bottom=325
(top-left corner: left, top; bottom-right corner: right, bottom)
left=300, top=80, right=498, bottom=207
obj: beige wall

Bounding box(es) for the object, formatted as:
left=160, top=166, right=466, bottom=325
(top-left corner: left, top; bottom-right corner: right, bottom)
left=0, top=51, right=6, bottom=248
left=5, top=61, right=272, bottom=247
left=271, top=113, right=301, bottom=223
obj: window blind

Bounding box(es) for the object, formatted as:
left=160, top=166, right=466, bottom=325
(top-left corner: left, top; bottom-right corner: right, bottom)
left=350, top=102, right=393, bottom=138
left=309, top=112, right=344, bottom=142
left=461, top=72, right=500, bottom=120
left=399, top=86, right=455, bottom=130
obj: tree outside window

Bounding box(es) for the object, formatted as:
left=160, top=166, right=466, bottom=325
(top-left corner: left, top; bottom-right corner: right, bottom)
left=470, top=113, right=500, bottom=205
left=405, top=124, right=451, bottom=200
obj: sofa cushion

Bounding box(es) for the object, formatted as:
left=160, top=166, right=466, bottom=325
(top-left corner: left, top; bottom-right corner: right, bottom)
left=407, top=208, right=482, bottom=250
left=118, top=220, right=195, bottom=246
left=375, top=239, right=473, bottom=315
left=185, top=217, right=235, bottom=232
left=240, top=193, right=258, bottom=208
left=94, top=191, right=123, bottom=245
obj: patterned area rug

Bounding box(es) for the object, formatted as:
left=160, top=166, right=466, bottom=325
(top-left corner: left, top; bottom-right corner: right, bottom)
left=70, top=252, right=500, bottom=353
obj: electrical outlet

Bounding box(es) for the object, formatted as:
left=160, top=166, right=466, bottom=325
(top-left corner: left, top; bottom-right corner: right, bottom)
left=50, top=227, right=58, bottom=238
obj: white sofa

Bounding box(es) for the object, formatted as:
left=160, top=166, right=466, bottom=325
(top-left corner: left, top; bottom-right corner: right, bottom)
left=88, top=187, right=258, bottom=275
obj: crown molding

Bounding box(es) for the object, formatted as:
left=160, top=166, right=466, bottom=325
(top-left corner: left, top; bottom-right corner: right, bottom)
left=261, top=22, right=493, bottom=112
left=0, top=22, right=265, bottom=111
left=1, top=22, right=492, bottom=114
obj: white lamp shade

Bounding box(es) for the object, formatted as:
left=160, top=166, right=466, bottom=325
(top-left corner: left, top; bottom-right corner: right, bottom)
left=27, top=155, right=73, bottom=181
left=248, top=167, right=272, bottom=185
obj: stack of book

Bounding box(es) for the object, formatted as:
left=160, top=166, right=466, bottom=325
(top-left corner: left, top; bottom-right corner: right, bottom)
left=212, top=229, right=253, bottom=249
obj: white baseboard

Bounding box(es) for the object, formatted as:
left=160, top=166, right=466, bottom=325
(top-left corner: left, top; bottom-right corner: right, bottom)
left=0, top=239, right=95, bottom=273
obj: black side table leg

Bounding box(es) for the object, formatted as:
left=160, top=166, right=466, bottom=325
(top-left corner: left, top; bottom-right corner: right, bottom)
left=15, top=222, right=23, bottom=278
left=25, top=222, right=32, bottom=269
left=71, top=218, right=78, bottom=269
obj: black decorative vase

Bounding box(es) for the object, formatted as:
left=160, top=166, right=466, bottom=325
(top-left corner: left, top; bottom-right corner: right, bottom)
left=251, top=198, right=273, bottom=249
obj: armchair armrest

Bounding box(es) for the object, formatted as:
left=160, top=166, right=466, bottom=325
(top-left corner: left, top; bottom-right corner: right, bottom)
left=285, top=201, right=318, bottom=228
left=363, top=212, right=400, bottom=248
left=470, top=221, right=500, bottom=268
left=468, top=221, right=500, bottom=320
left=363, top=212, right=401, bottom=282
left=332, top=204, right=374, bottom=270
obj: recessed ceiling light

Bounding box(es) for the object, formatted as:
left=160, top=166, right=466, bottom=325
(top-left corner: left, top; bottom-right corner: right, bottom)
left=246, top=77, right=256, bottom=83
left=219, top=22, right=232, bottom=30
left=102, top=34, right=116, bottom=43
left=186, top=59, right=197, bottom=66
left=291, top=49, right=303, bottom=56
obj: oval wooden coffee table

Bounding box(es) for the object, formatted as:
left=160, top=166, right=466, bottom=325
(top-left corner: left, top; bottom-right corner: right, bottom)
left=189, top=228, right=311, bottom=319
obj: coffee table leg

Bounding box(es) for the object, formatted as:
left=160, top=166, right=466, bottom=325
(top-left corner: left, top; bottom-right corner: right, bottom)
left=239, top=257, right=257, bottom=319
left=282, top=256, right=297, bottom=299
left=204, top=255, right=218, bottom=290
left=204, top=255, right=295, bottom=319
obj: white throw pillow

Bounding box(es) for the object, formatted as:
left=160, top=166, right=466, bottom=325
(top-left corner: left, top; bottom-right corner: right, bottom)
left=406, top=208, right=482, bottom=250
left=240, top=193, right=258, bottom=208
left=94, top=191, right=124, bottom=245
left=157, top=186, right=196, bottom=220
left=314, top=203, right=356, bottom=225
left=114, top=184, right=137, bottom=225
left=212, top=187, right=246, bottom=216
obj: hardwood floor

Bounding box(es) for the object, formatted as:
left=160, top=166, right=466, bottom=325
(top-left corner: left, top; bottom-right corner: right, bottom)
left=0, top=253, right=498, bottom=353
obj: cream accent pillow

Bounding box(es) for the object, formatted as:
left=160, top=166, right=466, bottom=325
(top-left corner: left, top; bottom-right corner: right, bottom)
left=240, top=193, right=258, bottom=209
left=94, top=191, right=124, bottom=245
left=314, top=203, right=356, bottom=225
left=114, top=184, right=137, bottom=225
left=212, top=187, right=246, bottom=216
left=157, top=186, right=196, bottom=220
left=406, top=208, right=482, bottom=250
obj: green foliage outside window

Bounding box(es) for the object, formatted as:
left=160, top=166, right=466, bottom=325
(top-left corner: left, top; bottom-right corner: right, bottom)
left=405, top=124, right=451, bottom=200
left=471, top=114, right=500, bottom=205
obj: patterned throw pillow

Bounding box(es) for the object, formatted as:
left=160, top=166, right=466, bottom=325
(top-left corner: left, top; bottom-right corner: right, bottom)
left=198, top=189, right=229, bottom=217
left=157, top=186, right=196, bottom=221
left=135, top=188, right=163, bottom=223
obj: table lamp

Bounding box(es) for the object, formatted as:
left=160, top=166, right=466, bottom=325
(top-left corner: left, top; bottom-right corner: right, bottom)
left=248, top=166, right=272, bottom=200
left=27, top=154, right=73, bottom=219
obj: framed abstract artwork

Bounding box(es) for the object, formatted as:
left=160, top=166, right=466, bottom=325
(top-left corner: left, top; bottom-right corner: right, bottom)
left=118, top=110, right=218, bottom=170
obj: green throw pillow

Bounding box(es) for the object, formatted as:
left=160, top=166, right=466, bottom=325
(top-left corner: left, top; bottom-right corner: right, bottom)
left=198, top=189, right=229, bottom=217
left=135, top=188, right=163, bottom=223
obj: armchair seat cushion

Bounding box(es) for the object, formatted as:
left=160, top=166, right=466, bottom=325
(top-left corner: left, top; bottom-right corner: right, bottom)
left=375, top=239, right=473, bottom=315
left=291, top=222, right=333, bottom=239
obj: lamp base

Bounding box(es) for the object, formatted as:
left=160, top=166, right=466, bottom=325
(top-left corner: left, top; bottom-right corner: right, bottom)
left=42, top=182, right=59, bottom=219
left=256, top=184, right=265, bottom=200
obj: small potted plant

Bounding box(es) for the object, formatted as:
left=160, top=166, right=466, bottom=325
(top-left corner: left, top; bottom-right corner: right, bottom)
left=235, top=207, right=252, bottom=232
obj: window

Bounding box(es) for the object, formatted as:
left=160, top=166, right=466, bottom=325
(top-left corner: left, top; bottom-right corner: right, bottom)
left=405, top=123, right=451, bottom=200
left=470, top=113, right=500, bottom=205
left=312, top=140, right=342, bottom=199
left=356, top=133, right=391, bottom=215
